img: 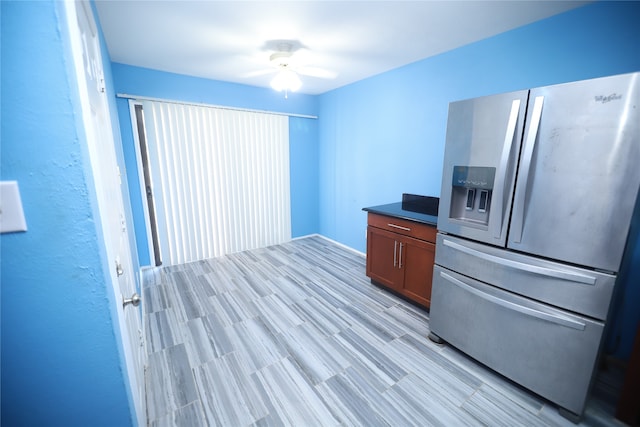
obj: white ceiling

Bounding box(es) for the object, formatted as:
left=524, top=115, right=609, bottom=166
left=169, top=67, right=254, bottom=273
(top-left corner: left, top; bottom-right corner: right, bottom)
left=95, top=1, right=589, bottom=95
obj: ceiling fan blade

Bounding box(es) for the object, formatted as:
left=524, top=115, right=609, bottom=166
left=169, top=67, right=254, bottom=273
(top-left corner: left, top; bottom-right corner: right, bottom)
left=296, top=66, right=337, bottom=80
left=240, top=68, right=277, bottom=78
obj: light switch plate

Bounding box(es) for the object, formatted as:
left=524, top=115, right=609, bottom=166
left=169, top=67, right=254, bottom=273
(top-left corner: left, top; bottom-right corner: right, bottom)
left=0, top=181, right=27, bottom=233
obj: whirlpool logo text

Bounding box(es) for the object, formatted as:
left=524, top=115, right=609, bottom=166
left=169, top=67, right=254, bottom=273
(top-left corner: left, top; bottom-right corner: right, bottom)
left=594, top=93, right=622, bottom=103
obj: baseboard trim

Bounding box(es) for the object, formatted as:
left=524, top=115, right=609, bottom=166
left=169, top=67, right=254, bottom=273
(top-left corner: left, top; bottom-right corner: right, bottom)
left=292, top=233, right=366, bottom=258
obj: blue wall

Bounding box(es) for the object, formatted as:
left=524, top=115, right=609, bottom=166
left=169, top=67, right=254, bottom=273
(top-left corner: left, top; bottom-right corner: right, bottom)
left=317, top=1, right=640, bottom=360
left=1, top=1, right=133, bottom=426
left=111, top=64, right=320, bottom=265
left=290, top=117, right=320, bottom=237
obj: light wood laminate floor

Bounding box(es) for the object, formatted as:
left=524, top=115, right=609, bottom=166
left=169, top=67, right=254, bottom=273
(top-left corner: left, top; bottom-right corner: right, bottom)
left=142, top=236, right=625, bottom=427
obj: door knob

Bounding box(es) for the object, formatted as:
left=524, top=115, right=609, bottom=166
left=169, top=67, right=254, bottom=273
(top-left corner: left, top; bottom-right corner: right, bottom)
left=123, top=293, right=141, bottom=309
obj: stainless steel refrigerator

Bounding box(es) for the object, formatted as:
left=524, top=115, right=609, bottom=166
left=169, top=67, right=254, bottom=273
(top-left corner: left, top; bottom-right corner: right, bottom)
left=429, top=72, right=640, bottom=421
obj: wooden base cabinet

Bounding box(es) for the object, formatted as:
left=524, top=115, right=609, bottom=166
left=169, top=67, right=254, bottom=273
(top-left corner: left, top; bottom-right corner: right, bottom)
left=366, top=213, right=436, bottom=308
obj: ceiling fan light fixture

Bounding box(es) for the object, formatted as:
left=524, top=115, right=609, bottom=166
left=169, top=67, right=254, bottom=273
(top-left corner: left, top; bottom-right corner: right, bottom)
left=270, top=68, right=302, bottom=93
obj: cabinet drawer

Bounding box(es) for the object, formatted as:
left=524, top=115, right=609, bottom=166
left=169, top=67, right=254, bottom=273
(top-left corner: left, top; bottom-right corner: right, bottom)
left=368, top=213, right=436, bottom=242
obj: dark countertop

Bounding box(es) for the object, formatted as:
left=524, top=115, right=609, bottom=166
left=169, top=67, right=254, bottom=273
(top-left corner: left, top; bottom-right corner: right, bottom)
left=363, top=202, right=438, bottom=226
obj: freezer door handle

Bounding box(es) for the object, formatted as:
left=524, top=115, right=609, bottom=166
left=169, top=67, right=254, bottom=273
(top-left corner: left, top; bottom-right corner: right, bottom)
left=491, top=99, right=521, bottom=239
left=512, top=96, right=544, bottom=243
left=439, top=271, right=586, bottom=330
left=442, top=238, right=596, bottom=285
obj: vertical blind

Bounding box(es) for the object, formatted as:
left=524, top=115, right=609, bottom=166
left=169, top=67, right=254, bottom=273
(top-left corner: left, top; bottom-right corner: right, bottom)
left=141, top=100, right=291, bottom=265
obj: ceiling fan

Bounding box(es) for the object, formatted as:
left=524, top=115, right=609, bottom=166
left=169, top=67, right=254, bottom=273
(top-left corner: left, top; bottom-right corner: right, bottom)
left=247, top=41, right=337, bottom=96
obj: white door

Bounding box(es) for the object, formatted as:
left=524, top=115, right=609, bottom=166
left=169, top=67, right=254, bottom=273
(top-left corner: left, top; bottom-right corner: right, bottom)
left=65, top=2, right=146, bottom=425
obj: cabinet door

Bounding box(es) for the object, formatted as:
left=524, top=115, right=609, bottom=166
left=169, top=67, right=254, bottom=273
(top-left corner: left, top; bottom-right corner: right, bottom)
left=401, top=235, right=435, bottom=307
left=366, top=226, right=403, bottom=290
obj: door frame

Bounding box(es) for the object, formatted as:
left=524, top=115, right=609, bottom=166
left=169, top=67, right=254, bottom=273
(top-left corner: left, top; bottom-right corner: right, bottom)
left=128, top=100, right=162, bottom=266
left=63, top=2, right=146, bottom=426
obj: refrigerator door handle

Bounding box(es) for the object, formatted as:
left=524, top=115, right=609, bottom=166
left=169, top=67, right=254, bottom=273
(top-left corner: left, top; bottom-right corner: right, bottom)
left=442, top=238, right=597, bottom=285
left=512, top=95, right=544, bottom=243
left=439, top=271, right=586, bottom=331
left=491, top=99, right=521, bottom=239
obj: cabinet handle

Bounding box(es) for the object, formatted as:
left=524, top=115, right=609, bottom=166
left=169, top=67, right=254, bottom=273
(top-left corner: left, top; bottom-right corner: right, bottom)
left=388, top=223, right=411, bottom=231
left=393, top=241, right=398, bottom=267
left=399, top=243, right=404, bottom=269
